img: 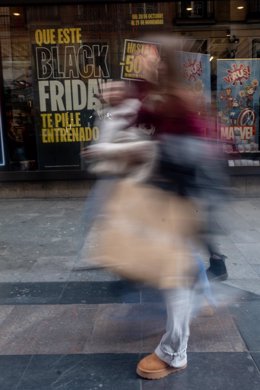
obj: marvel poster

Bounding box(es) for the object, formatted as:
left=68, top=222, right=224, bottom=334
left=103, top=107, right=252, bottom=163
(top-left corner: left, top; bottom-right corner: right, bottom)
left=217, top=59, right=260, bottom=153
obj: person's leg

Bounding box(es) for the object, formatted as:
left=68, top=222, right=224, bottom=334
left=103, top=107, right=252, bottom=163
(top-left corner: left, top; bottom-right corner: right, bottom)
left=204, top=205, right=228, bottom=281
left=206, top=240, right=228, bottom=281
left=137, top=287, right=192, bottom=379
left=155, top=288, right=192, bottom=367
left=196, top=257, right=216, bottom=303
left=75, top=178, right=116, bottom=270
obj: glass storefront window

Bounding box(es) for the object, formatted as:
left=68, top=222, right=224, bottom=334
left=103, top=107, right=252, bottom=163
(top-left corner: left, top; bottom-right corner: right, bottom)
left=1, top=7, right=36, bottom=170
left=176, top=0, right=214, bottom=20
left=0, top=1, right=260, bottom=172
left=0, top=2, right=173, bottom=172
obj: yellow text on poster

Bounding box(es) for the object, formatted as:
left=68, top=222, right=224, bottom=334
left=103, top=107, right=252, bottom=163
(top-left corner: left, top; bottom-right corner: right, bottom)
left=130, top=13, right=164, bottom=26
left=40, top=112, right=99, bottom=143
left=35, top=28, right=82, bottom=46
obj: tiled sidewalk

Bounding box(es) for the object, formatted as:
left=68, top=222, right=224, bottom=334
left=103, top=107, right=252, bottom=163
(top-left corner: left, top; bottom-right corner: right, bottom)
left=0, top=198, right=259, bottom=389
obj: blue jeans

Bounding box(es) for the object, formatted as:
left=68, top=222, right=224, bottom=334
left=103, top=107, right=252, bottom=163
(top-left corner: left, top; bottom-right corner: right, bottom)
left=155, top=256, right=215, bottom=367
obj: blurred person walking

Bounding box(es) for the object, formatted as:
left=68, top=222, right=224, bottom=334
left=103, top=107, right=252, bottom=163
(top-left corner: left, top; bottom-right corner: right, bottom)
left=131, top=34, right=228, bottom=379
left=134, top=35, right=228, bottom=281
left=81, top=34, right=228, bottom=380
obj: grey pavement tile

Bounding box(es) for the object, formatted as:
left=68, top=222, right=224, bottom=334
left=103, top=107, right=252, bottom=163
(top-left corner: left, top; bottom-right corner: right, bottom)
left=232, top=200, right=260, bottom=222
left=26, top=256, right=77, bottom=282
left=209, top=282, right=250, bottom=308
left=243, top=220, right=260, bottom=231
left=0, top=282, right=66, bottom=305
left=211, top=283, right=260, bottom=305
left=229, top=301, right=260, bottom=352
left=245, top=179, right=260, bottom=198
left=85, top=304, right=143, bottom=353
left=69, top=268, right=121, bottom=282
left=141, top=288, right=164, bottom=303
left=252, top=265, right=260, bottom=277
left=230, top=177, right=246, bottom=197
left=0, top=242, right=8, bottom=256
left=213, top=205, right=253, bottom=234
left=0, top=305, right=97, bottom=355
left=0, top=355, right=32, bottom=390
left=224, top=279, right=260, bottom=296
left=225, top=261, right=257, bottom=279
left=0, top=302, right=247, bottom=356
left=0, top=354, right=141, bottom=390
left=13, top=270, right=71, bottom=284
left=0, top=281, right=140, bottom=305
left=212, top=242, right=248, bottom=265
left=141, top=305, right=165, bottom=353
left=0, top=279, right=257, bottom=306
left=189, top=308, right=247, bottom=352
left=248, top=198, right=260, bottom=210
left=0, top=199, right=84, bottom=213
left=0, top=270, right=37, bottom=283
left=0, top=200, right=85, bottom=272
left=0, top=353, right=260, bottom=390
left=142, top=353, right=260, bottom=390
left=86, top=303, right=165, bottom=354
left=0, top=306, right=14, bottom=325
left=210, top=228, right=231, bottom=241
left=139, top=305, right=246, bottom=353
left=251, top=352, right=260, bottom=371
left=228, top=229, right=260, bottom=244
left=235, top=243, right=260, bottom=265
left=0, top=238, right=80, bottom=264
left=0, top=255, right=35, bottom=273
left=85, top=303, right=246, bottom=354
left=60, top=281, right=140, bottom=305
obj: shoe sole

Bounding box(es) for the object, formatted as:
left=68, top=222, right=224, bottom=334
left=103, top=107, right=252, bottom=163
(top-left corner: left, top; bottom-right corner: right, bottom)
left=136, top=364, right=187, bottom=380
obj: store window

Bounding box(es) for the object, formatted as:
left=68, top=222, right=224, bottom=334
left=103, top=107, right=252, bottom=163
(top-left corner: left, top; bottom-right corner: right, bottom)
left=247, top=0, right=260, bottom=19
left=0, top=1, right=260, bottom=173
left=0, top=3, right=170, bottom=172
left=135, top=2, right=159, bottom=13
left=176, top=1, right=214, bottom=20
left=252, top=39, right=260, bottom=58
left=0, top=5, right=112, bottom=171
left=0, top=7, right=36, bottom=171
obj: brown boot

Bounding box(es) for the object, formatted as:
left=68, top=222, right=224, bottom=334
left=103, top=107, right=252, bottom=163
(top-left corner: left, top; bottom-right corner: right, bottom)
left=136, top=353, right=187, bottom=380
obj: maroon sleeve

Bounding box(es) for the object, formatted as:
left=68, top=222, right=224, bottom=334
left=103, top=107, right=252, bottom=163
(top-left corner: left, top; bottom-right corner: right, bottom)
left=137, top=96, right=206, bottom=138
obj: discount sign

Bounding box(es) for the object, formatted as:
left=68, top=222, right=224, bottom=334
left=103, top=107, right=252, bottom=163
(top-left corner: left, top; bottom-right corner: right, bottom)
left=120, top=39, right=160, bottom=81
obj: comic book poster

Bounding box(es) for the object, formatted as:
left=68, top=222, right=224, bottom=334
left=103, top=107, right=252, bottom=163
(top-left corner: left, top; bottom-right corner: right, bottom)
left=178, top=51, right=211, bottom=116
left=217, top=59, right=260, bottom=153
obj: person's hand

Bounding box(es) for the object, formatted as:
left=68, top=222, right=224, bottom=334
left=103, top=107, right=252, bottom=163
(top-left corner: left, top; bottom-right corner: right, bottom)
left=101, top=81, right=127, bottom=106
left=81, top=145, right=102, bottom=160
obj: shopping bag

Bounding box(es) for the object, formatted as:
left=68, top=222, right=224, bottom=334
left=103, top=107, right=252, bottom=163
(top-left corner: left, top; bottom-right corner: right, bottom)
left=88, top=179, right=200, bottom=289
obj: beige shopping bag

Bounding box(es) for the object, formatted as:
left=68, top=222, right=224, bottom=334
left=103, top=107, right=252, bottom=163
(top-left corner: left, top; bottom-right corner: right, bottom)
left=89, top=180, right=200, bottom=289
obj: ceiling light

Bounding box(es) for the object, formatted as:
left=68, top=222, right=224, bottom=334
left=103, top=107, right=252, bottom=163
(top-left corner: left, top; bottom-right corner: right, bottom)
left=237, top=6, right=244, bottom=10
left=13, top=12, right=21, bottom=16
left=186, top=7, right=192, bottom=11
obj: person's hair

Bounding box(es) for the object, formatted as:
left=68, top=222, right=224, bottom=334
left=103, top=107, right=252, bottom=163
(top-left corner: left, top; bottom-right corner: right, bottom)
left=138, top=33, right=198, bottom=114
left=141, top=33, right=184, bottom=93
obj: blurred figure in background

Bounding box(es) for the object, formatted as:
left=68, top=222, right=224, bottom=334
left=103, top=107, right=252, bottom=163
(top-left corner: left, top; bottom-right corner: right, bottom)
left=135, top=35, right=228, bottom=281
left=82, top=34, right=229, bottom=380
left=132, top=34, right=229, bottom=379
